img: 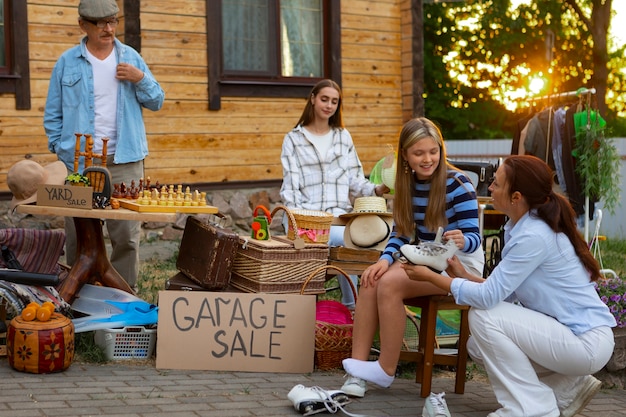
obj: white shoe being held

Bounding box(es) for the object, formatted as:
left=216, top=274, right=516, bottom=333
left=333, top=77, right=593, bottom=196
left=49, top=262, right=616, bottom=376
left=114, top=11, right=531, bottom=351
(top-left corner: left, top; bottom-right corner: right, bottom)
left=287, top=384, right=351, bottom=416
left=394, top=238, right=458, bottom=272
left=422, top=392, right=452, bottom=417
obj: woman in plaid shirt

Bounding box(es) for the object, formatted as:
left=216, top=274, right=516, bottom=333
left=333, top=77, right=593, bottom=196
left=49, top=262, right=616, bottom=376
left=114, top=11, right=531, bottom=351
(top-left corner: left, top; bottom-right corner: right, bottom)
left=280, top=79, right=389, bottom=309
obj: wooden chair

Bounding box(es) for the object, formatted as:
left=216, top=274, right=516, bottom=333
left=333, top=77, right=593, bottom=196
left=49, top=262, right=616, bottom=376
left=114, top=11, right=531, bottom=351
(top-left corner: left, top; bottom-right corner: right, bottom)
left=327, top=246, right=471, bottom=398
left=400, top=295, right=470, bottom=398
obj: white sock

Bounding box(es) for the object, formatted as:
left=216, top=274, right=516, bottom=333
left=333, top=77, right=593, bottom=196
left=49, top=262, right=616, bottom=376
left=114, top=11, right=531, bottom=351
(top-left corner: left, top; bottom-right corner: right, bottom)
left=342, top=358, right=394, bottom=388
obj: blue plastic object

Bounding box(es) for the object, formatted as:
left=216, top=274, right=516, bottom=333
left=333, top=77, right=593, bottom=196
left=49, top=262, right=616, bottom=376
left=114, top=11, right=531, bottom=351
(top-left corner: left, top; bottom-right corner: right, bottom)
left=71, top=284, right=158, bottom=333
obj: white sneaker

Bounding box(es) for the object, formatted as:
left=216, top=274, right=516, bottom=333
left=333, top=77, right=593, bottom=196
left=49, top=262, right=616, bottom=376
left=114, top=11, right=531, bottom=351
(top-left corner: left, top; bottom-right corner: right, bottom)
left=287, top=384, right=350, bottom=416
left=422, top=392, right=451, bottom=417
left=341, top=375, right=367, bottom=398
left=559, top=376, right=601, bottom=417
left=394, top=239, right=458, bottom=272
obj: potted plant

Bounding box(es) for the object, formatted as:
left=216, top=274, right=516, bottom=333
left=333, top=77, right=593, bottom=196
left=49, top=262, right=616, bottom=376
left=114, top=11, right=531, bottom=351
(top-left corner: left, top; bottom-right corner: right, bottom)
left=65, top=172, right=91, bottom=187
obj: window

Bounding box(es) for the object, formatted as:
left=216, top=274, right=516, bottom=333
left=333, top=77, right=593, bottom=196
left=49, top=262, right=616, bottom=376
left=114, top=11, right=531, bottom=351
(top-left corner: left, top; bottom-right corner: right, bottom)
left=207, top=0, right=341, bottom=110
left=0, top=0, right=30, bottom=110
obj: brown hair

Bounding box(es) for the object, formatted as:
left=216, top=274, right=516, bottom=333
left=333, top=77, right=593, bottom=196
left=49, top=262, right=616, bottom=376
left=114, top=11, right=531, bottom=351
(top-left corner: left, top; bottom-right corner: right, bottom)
left=394, top=117, right=462, bottom=236
left=295, top=79, right=344, bottom=129
left=502, top=155, right=601, bottom=281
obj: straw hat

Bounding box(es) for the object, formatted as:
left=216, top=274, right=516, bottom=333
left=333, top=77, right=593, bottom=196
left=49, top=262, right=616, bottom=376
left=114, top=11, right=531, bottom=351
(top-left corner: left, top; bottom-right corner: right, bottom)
left=341, top=197, right=393, bottom=251
left=338, top=196, right=392, bottom=219
left=7, top=160, right=68, bottom=210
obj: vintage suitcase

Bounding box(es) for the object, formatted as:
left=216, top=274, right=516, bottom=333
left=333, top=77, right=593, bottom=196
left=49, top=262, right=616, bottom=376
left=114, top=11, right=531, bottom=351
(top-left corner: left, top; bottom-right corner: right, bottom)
left=176, top=216, right=238, bottom=290
left=165, top=272, right=208, bottom=291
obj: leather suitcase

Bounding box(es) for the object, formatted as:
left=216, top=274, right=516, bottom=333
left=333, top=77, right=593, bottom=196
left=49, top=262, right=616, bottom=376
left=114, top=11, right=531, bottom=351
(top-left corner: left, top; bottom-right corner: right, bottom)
left=165, top=272, right=208, bottom=291
left=176, top=216, right=238, bottom=290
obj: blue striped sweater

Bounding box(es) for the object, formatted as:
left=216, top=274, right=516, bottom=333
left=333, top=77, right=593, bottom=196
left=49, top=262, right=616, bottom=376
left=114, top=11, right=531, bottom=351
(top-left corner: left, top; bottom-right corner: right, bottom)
left=381, top=170, right=482, bottom=264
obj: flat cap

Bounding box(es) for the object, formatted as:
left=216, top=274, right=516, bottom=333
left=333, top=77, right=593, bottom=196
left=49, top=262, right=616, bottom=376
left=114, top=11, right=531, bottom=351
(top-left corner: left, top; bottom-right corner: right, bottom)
left=78, top=0, right=119, bottom=19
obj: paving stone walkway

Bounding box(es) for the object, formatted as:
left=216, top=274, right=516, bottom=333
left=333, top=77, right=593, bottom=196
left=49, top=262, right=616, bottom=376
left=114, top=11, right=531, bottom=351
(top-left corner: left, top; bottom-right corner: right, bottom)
left=1, top=360, right=625, bottom=417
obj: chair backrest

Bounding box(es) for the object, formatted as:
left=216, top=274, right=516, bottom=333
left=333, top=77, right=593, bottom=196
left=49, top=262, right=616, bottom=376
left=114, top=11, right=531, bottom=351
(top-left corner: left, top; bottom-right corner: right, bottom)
left=449, top=160, right=497, bottom=197
left=83, top=166, right=112, bottom=207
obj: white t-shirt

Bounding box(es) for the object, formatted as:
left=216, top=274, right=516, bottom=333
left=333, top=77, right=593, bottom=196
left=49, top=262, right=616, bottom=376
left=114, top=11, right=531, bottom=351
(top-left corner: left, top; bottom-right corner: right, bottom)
left=303, top=127, right=333, bottom=160
left=86, top=47, right=119, bottom=155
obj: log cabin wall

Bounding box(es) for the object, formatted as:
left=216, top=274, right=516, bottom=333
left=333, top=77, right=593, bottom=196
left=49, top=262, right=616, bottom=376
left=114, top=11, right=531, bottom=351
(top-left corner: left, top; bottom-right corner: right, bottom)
left=0, top=0, right=407, bottom=194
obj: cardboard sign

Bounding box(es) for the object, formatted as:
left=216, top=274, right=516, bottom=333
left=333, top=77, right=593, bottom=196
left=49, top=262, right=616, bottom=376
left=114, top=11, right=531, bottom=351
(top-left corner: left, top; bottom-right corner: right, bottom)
left=37, top=184, right=93, bottom=210
left=156, top=291, right=316, bottom=373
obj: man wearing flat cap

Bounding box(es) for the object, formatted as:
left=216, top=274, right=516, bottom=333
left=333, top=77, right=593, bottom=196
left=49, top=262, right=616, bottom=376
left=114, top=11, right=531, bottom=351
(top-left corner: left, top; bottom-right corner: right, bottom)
left=44, top=0, right=165, bottom=288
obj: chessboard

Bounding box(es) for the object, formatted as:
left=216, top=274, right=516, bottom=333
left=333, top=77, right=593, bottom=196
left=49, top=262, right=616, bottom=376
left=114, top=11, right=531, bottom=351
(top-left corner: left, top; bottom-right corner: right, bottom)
left=117, top=199, right=218, bottom=214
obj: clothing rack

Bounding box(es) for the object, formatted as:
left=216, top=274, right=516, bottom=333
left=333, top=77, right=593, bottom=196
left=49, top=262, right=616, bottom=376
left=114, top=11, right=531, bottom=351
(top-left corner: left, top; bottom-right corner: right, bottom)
left=526, top=87, right=598, bottom=242
left=528, top=87, right=596, bottom=103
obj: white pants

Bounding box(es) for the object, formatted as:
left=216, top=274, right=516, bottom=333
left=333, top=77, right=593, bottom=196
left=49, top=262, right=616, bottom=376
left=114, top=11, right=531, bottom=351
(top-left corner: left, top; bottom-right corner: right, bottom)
left=468, top=302, right=614, bottom=417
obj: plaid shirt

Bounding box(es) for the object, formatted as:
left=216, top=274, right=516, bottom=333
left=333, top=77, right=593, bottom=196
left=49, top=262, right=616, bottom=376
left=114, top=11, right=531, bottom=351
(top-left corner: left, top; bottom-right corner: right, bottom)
left=280, top=125, right=376, bottom=215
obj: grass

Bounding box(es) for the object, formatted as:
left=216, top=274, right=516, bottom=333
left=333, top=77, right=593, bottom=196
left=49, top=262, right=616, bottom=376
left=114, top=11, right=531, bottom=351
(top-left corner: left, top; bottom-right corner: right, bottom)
left=136, top=248, right=179, bottom=305
left=595, top=237, right=626, bottom=278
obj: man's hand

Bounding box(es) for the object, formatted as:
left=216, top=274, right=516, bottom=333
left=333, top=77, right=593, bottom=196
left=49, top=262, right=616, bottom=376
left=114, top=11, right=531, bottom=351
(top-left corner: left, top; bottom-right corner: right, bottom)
left=116, top=63, right=144, bottom=83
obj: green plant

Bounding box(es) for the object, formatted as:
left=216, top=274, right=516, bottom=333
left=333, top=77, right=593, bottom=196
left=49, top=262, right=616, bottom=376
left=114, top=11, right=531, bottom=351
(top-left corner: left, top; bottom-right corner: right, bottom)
left=574, top=122, right=621, bottom=214
left=65, top=172, right=91, bottom=186
left=595, top=275, right=626, bottom=328
left=74, top=332, right=108, bottom=363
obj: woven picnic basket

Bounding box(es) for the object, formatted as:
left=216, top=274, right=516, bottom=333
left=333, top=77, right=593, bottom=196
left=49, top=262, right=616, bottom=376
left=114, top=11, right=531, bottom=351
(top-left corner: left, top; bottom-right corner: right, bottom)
left=287, top=209, right=333, bottom=244
left=230, top=206, right=330, bottom=294
left=301, top=265, right=357, bottom=370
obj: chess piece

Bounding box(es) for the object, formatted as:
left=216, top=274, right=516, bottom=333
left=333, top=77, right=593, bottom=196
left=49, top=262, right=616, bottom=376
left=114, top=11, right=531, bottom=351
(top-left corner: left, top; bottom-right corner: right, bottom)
left=112, top=183, right=121, bottom=199
left=150, top=189, right=159, bottom=205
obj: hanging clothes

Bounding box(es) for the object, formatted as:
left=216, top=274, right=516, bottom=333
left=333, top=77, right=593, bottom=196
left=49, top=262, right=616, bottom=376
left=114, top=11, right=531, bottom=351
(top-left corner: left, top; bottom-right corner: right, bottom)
left=513, top=93, right=600, bottom=217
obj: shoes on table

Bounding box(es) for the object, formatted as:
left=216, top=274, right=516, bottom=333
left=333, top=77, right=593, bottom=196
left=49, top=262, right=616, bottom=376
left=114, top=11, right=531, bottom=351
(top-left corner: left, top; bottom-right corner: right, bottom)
left=287, top=384, right=350, bottom=416
left=341, top=375, right=367, bottom=398
left=422, top=392, right=452, bottom=417
left=559, top=376, right=602, bottom=417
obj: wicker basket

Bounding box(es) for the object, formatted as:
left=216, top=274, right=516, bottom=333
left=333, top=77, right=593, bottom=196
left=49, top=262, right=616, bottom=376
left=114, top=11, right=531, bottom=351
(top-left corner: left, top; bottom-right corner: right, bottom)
left=301, top=265, right=358, bottom=370
left=287, top=208, right=333, bottom=244
left=231, top=206, right=330, bottom=294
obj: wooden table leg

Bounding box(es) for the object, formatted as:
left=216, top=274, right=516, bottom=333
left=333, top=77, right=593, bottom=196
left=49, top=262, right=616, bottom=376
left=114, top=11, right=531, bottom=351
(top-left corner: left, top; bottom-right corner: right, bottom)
left=57, top=217, right=134, bottom=304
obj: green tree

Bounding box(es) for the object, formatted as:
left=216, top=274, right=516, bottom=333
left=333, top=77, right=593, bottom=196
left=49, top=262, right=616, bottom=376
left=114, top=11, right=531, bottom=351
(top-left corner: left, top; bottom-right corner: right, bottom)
left=423, top=0, right=626, bottom=138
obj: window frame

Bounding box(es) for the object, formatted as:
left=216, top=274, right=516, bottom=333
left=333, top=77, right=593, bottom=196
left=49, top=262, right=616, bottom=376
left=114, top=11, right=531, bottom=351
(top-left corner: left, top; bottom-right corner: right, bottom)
left=206, top=0, right=341, bottom=110
left=0, top=0, right=31, bottom=110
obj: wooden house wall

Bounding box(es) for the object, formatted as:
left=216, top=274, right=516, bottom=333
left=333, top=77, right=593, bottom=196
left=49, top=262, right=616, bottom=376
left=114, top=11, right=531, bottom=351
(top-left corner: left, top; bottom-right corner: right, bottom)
left=0, top=0, right=406, bottom=193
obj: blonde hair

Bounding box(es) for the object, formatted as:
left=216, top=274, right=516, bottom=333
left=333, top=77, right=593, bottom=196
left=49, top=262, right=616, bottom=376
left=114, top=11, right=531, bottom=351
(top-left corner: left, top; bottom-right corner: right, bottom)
left=394, top=117, right=460, bottom=236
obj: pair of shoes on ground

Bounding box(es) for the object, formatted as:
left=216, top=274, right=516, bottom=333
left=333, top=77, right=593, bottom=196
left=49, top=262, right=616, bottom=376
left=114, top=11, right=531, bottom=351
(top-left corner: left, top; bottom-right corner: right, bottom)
left=287, top=384, right=350, bottom=416
left=393, top=227, right=458, bottom=272
left=422, top=392, right=451, bottom=417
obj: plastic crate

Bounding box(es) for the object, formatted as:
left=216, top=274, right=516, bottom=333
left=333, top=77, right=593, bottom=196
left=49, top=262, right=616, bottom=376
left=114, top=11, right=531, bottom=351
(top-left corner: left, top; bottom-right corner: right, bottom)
left=94, top=326, right=156, bottom=360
